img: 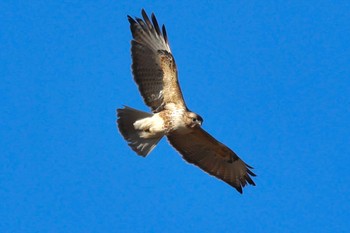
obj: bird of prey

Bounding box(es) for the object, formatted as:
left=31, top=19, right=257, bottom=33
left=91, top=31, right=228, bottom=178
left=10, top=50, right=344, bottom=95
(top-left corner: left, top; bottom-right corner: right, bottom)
left=117, top=9, right=256, bottom=193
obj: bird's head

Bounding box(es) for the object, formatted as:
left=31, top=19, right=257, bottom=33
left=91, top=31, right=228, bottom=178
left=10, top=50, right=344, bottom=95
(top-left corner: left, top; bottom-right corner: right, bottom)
left=186, top=112, right=203, bottom=128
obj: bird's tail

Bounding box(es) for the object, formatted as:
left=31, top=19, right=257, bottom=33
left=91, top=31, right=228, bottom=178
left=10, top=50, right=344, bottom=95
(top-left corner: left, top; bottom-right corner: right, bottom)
left=116, top=106, right=163, bottom=157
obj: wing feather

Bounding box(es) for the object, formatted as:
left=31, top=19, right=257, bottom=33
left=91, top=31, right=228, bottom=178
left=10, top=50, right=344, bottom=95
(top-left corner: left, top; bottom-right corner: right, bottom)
left=128, top=9, right=186, bottom=112
left=167, top=127, right=256, bottom=193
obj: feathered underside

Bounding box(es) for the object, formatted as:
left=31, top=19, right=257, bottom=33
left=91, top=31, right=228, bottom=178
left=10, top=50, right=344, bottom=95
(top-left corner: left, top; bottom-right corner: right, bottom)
left=128, top=9, right=187, bottom=113
left=167, top=127, right=256, bottom=193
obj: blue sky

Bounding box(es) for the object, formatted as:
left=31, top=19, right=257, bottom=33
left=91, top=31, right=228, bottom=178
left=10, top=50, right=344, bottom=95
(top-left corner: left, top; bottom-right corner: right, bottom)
left=1, top=1, right=349, bottom=232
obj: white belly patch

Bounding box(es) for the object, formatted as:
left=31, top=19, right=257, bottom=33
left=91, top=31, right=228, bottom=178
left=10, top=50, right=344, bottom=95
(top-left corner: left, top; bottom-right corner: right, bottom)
left=133, top=114, right=166, bottom=138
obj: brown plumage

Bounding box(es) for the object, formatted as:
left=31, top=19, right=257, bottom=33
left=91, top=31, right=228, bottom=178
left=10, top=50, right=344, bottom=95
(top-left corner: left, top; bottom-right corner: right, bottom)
left=117, top=9, right=256, bottom=193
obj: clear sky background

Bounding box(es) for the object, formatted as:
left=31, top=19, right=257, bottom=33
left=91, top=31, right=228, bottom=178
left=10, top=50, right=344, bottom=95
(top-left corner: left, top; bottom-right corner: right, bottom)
left=1, top=1, right=349, bottom=232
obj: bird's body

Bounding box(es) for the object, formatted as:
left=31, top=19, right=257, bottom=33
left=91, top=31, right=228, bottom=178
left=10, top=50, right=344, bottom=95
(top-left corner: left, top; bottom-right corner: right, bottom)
left=117, top=9, right=256, bottom=193
left=133, top=106, right=191, bottom=138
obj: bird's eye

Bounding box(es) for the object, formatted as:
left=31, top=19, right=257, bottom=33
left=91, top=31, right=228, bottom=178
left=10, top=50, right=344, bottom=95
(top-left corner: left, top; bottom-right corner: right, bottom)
left=192, top=118, right=197, bottom=122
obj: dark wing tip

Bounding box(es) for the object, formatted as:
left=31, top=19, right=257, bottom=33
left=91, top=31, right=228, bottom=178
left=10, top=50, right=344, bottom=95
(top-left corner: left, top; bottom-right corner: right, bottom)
left=227, top=162, right=256, bottom=193
left=162, top=25, right=168, bottom=44
left=229, top=179, right=253, bottom=194
left=127, top=15, right=137, bottom=25
left=141, top=8, right=147, bottom=17
left=128, top=9, right=169, bottom=46
left=141, top=9, right=149, bottom=21
left=247, top=168, right=256, bottom=177
left=246, top=174, right=256, bottom=186
left=151, top=12, right=161, bottom=36
left=235, top=186, right=243, bottom=194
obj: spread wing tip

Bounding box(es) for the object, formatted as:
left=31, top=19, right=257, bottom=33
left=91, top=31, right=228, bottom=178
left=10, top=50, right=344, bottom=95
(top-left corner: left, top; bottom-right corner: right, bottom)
left=230, top=176, right=256, bottom=194
left=247, top=167, right=256, bottom=177
left=151, top=12, right=161, bottom=36
left=127, top=15, right=135, bottom=23
left=162, top=24, right=168, bottom=44
left=128, top=9, right=169, bottom=50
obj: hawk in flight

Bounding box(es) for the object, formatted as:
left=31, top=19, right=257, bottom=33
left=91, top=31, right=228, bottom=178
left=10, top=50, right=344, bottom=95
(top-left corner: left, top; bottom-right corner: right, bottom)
left=117, top=9, right=256, bottom=193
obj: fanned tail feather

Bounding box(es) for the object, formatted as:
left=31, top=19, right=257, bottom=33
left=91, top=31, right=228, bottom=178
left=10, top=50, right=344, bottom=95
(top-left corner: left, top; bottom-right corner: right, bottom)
left=116, top=106, right=163, bottom=156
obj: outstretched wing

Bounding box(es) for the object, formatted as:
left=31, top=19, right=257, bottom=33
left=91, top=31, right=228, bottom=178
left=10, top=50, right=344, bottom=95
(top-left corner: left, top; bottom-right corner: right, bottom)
left=167, top=127, right=256, bottom=193
left=128, top=9, right=187, bottom=112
